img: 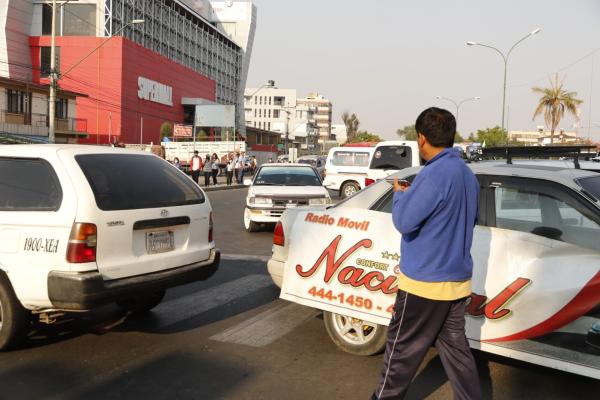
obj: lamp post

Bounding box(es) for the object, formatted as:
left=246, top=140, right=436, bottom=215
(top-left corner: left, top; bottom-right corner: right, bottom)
left=48, top=15, right=144, bottom=143
left=467, top=28, right=540, bottom=132
left=435, top=95, right=480, bottom=132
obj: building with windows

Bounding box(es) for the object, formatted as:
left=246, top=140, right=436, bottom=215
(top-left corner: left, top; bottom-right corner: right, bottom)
left=0, top=0, right=255, bottom=144
left=508, top=129, right=583, bottom=146
left=297, top=92, right=332, bottom=140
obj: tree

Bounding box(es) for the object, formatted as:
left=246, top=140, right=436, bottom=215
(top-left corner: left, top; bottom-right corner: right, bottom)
left=474, top=126, right=507, bottom=147
left=454, top=132, right=464, bottom=143
left=532, top=74, right=583, bottom=144
left=396, top=124, right=417, bottom=140
left=341, top=111, right=360, bottom=142
left=347, top=130, right=381, bottom=143
left=160, top=122, right=172, bottom=140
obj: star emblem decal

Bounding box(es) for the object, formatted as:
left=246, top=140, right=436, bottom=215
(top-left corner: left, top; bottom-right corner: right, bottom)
left=381, top=251, right=400, bottom=261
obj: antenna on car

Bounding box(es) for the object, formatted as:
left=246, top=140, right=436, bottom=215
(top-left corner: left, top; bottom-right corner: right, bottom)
left=481, top=145, right=597, bottom=169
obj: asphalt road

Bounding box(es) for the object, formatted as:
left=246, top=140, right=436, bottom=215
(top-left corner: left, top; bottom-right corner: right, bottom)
left=1, top=188, right=599, bottom=399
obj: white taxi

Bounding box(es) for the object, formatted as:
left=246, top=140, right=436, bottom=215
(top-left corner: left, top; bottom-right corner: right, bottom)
left=0, top=145, right=219, bottom=350
left=268, top=158, right=600, bottom=378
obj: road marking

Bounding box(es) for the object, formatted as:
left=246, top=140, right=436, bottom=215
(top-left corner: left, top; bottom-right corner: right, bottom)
left=222, top=253, right=271, bottom=262
left=210, top=301, right=319, bottom=347
left=152, top=274, right=275, bottom=327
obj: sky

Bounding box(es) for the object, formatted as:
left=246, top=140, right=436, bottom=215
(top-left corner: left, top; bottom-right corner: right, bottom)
left=245, top=0, right=600, bottom=141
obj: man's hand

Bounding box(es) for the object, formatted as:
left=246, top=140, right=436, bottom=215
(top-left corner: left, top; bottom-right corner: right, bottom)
left=393, top=177, right=411, bottom=192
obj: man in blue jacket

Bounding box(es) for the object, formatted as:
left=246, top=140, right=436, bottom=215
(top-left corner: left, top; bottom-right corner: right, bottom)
left=372, top=107, right=481, bottom=399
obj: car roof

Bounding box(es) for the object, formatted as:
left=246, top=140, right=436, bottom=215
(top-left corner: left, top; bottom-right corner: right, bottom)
left=260, top=163, right=316, bottom=167
left=0, top=144, right=151, bottom=158
left=394, top=160, right=599, bottom=192
left=374, top=140, right=418, bottom=148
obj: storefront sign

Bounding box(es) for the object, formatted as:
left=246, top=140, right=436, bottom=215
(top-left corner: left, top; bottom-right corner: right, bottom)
left=138, top=76, right=173, bottom=106
left=174, top=124, right=193, bottom=137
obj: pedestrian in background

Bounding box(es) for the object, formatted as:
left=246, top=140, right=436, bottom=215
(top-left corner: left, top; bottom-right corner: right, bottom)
left=233, top=152, right=241, bottom=184
left=172, top=157, right=182, bottom=170
left=202, top=154, right=212, bottom=187
left=211, top=153, right=219, bottom=185
left=372, top=107, right=481, bottom=400
left=236, top=152, right=246, bottom=184
left=250, top=156, right=257, bottom=175
left=189, top=150, right=202, bottom=185
left=226, top=154, right=235, bottom=185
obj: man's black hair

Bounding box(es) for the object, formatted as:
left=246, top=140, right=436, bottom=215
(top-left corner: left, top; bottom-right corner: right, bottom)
left=415, top=107, right=456, bottom=148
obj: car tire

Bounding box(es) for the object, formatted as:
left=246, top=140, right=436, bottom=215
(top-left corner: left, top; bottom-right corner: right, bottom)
left=323, top=311, right=387, bottom=356
left=244, top=208, right=259, bottom=232
left=116, top=290, right=166, bottom=313
left=340, top=182, right=360, bottom=199
left=0, top=273, right=31, bottom=351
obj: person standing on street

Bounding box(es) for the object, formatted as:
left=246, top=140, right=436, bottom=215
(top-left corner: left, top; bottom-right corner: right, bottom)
left=236, top=152, right=246, bottom=184
left=211, top=153, right=219, bottom=185
left=372, top=107, right=481, bottom=400
left=202, top=154, right=212, bottom=187
left=189, top=150, right=202, bottom=185
left=226, top=154, right=235, bottom=185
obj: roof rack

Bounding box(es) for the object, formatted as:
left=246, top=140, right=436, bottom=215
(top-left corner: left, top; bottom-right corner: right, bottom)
left=481, top=145, right=597, bottom=169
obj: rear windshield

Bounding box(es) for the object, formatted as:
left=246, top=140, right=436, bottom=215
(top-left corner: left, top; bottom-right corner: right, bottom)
left=297, top=159, right=316, bottom=166
left=370, top=145, right=413, bottom=170
left=330, top=151, right=371, bottom=167
left=254, top=166, right=321, bottom=186
left=76, top=154, right=204, bottom=211
left=577, top=175, right=600, bottom=201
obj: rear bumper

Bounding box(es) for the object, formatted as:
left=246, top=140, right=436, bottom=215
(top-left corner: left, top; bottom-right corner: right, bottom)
left=47, top=248, right=220, bottom=310
left=267, top=257, right=284, bottom=288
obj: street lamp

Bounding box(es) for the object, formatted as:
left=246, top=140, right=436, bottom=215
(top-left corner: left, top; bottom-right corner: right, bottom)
left=435, top=95, right=480, bottom=132
left=467, top=28, right=541, bottom=132
left=48, top=13, right=144, bottom=143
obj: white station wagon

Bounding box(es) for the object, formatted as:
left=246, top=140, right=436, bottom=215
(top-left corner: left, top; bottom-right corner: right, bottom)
left=269, top=155, right=600, bottom=379
left=0, top=145, right=219, bottom=350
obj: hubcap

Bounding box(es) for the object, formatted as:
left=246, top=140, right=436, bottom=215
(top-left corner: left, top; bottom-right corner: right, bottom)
left=344, top=185, right=357, bottom=197
left=332, top=313, right=378, bottom=345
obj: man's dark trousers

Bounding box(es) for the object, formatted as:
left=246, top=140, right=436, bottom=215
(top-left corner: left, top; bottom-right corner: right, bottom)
left=372, top=290, right=481, bottom=400
left=191, top=170, right=200, bottom=185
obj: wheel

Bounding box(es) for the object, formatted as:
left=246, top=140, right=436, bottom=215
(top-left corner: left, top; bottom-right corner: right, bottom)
left=323, top=311, right=387, bottom=356
left=0, top=274, right=31, bottom=351
left=116, top=290, right=165, bottom=313
left=244, top=208, right=259, bottom=232
left=340, top=182, right=360, bottom=199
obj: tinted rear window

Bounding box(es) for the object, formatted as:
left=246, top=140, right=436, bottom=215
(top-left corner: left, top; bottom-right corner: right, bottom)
left=0, top=158, right=62, bottom=211
left=370, top=146, right=413, bottom=170
left=577, top=175, right=600, bottom=201
left=76, top=154, right=204, bottom=211
left=331, top=151, right=371, bottom=167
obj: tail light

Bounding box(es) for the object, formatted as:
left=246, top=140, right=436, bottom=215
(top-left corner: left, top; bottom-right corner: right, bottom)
left=66, top=223, right=97, bottom=263
left=365, top=178, right=375, bottom=186
left=273, top=222, right=285, bottom=246
left=209, top=212, right=214, bottom=242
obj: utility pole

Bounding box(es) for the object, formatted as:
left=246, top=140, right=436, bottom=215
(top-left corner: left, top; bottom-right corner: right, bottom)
left=48, top=0, right=57, bottom=143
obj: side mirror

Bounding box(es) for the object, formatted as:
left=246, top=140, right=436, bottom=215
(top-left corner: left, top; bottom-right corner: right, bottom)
left=243, top=178, right=253, bottom=186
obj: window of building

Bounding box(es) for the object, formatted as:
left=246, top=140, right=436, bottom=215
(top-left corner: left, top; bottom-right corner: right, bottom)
left=268, top=109, right=271, bottom=118
left=63, top=4, right=96, bottom=36
left=274, top=96, right=285, bottom=106
left=7, top=89, right=25, bottom=114
left=42, top=4, right=60, bottom=35
left=273, top=109, right=280, bottom=118
left=55, top=98, right=68, bottom=119
left=268, top=122, right=271, bottom=130
left=269, top=97, right=272, bottom=105
left=257, top=133, right=262, bottom=145
left=40, top=46, right=60, bottom=78
left=254, top=96, right=257, bottom=105
left=254, top=109, right=257, bottom=117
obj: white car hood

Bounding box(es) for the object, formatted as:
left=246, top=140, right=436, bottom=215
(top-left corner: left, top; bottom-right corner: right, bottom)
left=250, top=185, right=329, bottom=197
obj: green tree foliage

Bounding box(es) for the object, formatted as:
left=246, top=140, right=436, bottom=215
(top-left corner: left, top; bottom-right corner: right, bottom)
left=341, top=111, right=360, bottom=142
left=160, top=122, right=173, bottom=140
left=396, top=124, right=417, bottom=140
left=454, top=132, right=464, bottom=143
left=532, top=74, right=583, bottom=144
left=474, top=126, right=507, bottom=147
left=347, top=131, right=382, bottom=143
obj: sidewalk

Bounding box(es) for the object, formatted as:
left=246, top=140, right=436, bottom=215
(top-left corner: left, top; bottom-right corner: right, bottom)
left=193, top=172, right=249, bottom=192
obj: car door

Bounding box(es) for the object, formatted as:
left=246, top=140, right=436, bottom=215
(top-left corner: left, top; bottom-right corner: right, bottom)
left=468, top=175, right=600, bottom=344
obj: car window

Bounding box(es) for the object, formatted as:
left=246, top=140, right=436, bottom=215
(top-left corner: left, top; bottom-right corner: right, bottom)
left=0, top=158, right=62, bottom=211
left=577, top=175, right=600, bottom=201
left=76, top=154, right=204, bottom=211
left=254, top=166, right=321, bottom=186
left=369, top=176, right=417, bottom=213
left=331, top=151, right=370, bottom=167
left=297, top=159, right=316, bottom=166
left=370, top=145, right=412, bottom=170
left=494, top=186, right=600, bottom=251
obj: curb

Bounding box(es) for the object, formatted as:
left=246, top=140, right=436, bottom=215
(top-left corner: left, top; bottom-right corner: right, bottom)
left=203, top=184, right=248, bottom=192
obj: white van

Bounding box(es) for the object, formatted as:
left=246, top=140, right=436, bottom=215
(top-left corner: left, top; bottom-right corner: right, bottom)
left=365, top=141, right=420, bottom=185
left=322, top=146, right=375, bottom=198
left=0, top=145, right=219, bottom=350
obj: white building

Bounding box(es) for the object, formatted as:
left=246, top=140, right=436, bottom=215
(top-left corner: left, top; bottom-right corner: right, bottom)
left=331, top=124, right=347, bottom=144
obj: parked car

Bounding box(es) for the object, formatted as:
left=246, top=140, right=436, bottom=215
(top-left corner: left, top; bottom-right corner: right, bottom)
left=243, top=163, right=331, bottom=232
left=364, top=140, right=420, bottom=185
left=297, top=155, right=327, bottom=178
left=268, top=159, right=600, bottom=379
left=0, top=145, right=220, bottom=350
left=322, top=146, right=375, bottom=198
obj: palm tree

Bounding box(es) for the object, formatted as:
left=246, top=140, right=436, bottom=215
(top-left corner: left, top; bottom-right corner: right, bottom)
left=532, top=74, right=583, bottom=144
left=341, top=111, right=360, bottom=142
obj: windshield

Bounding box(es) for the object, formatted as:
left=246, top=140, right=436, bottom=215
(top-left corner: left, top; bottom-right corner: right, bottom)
left=254, top=166, right=322, bottom=186
left=370, top=145, right=413, bottom=170
left=577, top=176, right=600, bottom=201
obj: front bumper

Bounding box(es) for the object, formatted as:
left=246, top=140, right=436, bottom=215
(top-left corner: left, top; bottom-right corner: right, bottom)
left=48, top=248, right=221, bottom=310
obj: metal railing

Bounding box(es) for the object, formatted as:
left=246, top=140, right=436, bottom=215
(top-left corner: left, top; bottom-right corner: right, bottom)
left=0, top=110, right=87, bottom=137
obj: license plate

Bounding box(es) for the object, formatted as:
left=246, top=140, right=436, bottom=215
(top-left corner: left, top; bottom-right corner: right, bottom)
left=146, top=231, right=174, bottom=254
